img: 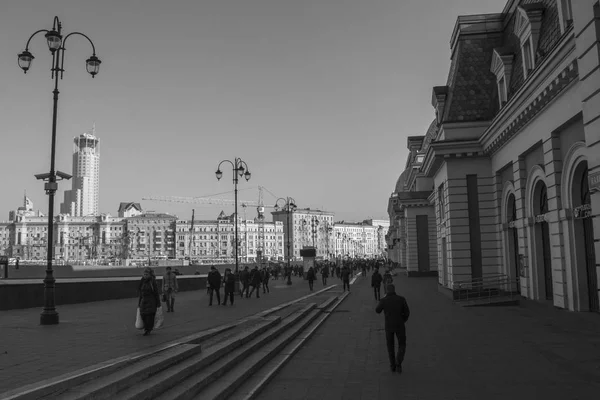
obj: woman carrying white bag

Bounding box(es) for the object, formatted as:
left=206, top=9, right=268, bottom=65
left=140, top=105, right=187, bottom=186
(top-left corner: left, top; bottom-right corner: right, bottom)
left=136, top=267, right=164, bottom=335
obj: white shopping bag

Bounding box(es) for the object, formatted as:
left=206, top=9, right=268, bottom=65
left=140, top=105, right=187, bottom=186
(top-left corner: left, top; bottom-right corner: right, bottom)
left=135, top=307, right=144, bottom=330
left=154, top=306, right=164, bottom=330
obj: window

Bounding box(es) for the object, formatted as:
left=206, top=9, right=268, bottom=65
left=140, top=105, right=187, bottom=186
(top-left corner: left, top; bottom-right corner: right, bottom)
left=498, top=76, right=507, bottom=106
left=557, top=0, right=573, bottom=33
left=522, top=38, right=534, bottom=74
left=514, top=4, right=544, bottom=79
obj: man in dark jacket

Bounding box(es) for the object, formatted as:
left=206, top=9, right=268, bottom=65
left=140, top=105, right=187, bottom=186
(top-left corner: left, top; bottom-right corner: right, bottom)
left=341, top=266, right=352, bottom=292
left=222, top=268, right=236, bottom=306
left=321, top=264, right=329, bottom=286
left=248, top=266, right=262, bottom=298
left=240, top=266, right=250, bottom=298
left=261, top=267, right=270, bottom=294
left=207, top=266, right=222, bottom=306
left=376, top=284, right=410, bottom=373
left=306, top=266, right=316, bottom=291
left=371, top=267, right=383, bottom=301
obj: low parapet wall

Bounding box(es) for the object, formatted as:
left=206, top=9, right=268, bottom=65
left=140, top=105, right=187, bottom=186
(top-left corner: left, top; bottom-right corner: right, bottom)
left=0, top=275, right=207, bottom=311
left=0, top=261, right=304, bottom=280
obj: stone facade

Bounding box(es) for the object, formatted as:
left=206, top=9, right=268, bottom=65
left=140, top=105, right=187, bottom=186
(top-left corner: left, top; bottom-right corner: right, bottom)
left=391, top=0, right=600, bottom=312
left=174, top=212, right=285, bottom=263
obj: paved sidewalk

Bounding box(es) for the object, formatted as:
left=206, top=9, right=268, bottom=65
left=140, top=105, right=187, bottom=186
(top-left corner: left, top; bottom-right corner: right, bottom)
left=0, top=275, right=333, bottom=394
left=261, top=273, right=600, bottom=400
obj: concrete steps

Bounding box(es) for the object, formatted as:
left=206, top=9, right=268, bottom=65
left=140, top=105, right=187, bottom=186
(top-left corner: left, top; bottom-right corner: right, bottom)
left=54, top=317, right=281, bottom=400
left=227, top=291, right=349, bottom=400
left=157, top=303, right=320, bottom=400
left=1, top=288, right=347, bottom=400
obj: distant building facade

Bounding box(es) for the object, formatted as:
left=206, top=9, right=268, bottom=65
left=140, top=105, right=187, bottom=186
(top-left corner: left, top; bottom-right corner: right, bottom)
left=60, top=127, right=100, bottom=217
left=3, top=213, right=125, bottom=262
left=272, top=208, right=335, bottom=260
left=389, top=0, right=600, bottom=312
left=174, top=211, right=285, bottom=263
left=364, top=219, right=390, bottom=257
left=333, top=222, right=381, bottom=259
left=124, top=212, right=177, bottom=260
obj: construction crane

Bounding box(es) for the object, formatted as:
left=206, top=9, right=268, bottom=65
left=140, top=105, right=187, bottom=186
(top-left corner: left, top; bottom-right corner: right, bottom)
left=142, top=195, right=260, bottom=208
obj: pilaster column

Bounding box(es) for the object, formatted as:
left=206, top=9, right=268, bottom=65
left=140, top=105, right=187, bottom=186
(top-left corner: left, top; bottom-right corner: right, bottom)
left=543, top=134, right=569, bottom=308
left=573, top=0, right=600, bottom=308
left=513, top=157, right=531, bottom=296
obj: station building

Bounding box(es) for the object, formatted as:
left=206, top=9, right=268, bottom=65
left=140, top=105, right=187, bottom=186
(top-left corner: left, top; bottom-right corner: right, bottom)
left=388, top=0, right=600, bottom=312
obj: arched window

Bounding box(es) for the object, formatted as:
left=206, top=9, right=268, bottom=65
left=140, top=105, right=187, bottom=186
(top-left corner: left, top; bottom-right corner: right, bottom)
left=582, top=167, right=590, bottom=206
left=540, top=185, right=548, bottom=214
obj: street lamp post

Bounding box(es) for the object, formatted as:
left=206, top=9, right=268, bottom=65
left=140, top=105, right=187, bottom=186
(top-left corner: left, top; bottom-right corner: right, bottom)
left=18, top=16, right=101, bottom=325
left=215, top=158, right=251, bottom=282
left=274, top=197, right=297, bottom=285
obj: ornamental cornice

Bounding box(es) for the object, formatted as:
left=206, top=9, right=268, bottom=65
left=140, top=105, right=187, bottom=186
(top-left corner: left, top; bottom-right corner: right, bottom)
left=481, top=29, right=576, bottom=155
left=483, top=60, right=577, bottom=155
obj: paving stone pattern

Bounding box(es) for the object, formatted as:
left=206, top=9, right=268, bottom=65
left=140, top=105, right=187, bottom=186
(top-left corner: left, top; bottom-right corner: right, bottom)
left=260, top=273, right=600, bottom=400
left=0, top=275, right=327, bottom=394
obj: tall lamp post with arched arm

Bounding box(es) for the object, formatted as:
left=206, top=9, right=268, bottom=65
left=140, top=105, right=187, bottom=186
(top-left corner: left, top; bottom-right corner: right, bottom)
left=18, top=16, right=101, bottom=325
left=274, top=197, right=297, bottom=285
left=215, top=158, right=251, bottom=280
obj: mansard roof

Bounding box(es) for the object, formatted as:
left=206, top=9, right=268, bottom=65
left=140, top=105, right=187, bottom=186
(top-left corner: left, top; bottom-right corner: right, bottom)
left=394, top=170, right=409, bottom=193
left=444, top=32, right=502, bottom=123
left=420, top=119, right=439, bottom=154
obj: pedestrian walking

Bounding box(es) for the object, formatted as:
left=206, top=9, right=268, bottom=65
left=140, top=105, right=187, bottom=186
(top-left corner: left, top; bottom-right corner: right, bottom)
left=247, top=266, right=262, bottom=298
left=341, top=265, right=351, bottom=292
left=375, top=284, right=410, bottom=373
left=261, top=267, right=270, bottom=294
left=138, top=267, right=160, bottom=336
left=222, top=268, right=235, bottom=306
left=307, top=266, right=316, bottom=291
left=162, top=266, right=178, bottom=312
left=371, top=267, right=383, bottom=301
left=383, top=269, right=393, bottom=295
left=240, top=266, right=250, bottom=297
left=321, top=264, right=329, bottom=286
left=207, top=266, right=222, bottom=306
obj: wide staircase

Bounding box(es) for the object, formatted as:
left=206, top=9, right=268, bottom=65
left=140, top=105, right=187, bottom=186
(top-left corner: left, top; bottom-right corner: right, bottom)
left=4, top=289, right=348, bottom=400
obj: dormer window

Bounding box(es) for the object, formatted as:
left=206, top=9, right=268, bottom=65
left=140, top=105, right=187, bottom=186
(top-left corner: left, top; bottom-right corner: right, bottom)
left=557, top=0, right=573, bottom=33
left=514, top=4, right=544, bottom=79
left=491, top=48, right=514, bottom=108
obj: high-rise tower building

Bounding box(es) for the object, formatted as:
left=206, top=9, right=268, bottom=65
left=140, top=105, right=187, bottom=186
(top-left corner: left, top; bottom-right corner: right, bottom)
left=60, top=124, right=100, bottom=217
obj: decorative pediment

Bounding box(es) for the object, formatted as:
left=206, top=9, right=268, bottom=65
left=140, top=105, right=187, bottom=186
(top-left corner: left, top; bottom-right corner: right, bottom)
left=431, top=86, right=449, bottom=124
left=515, top=3, right=545, bottom=49
left=491, top=48, right=514, bottom=78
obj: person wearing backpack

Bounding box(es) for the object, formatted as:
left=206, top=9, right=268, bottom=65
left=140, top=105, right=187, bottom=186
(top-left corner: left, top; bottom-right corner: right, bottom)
left=222, top=268, right=236, bottom=306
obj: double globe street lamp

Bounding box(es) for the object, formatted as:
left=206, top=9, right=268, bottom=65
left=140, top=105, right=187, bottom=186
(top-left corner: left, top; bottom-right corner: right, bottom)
left=18, top=16, right=101, bottom=325
left=215, top=158, right=251, bottom=284
left=274, top=197, right=297, bottom=286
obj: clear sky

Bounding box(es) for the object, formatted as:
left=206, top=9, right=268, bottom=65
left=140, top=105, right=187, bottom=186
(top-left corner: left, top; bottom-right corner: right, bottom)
left=0, top=0, right=501, bottom=223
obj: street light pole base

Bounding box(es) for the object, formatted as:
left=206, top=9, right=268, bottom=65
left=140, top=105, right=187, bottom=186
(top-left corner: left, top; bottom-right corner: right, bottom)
left=40, top=310, right=59, bottom=325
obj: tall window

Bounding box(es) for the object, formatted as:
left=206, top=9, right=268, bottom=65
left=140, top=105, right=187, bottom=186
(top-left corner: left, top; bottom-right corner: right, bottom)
left=498, top=76, right=507, bottom=106
left=522, top=38, right=534, bottom=76
left=557, top=0, right=573, bottom=33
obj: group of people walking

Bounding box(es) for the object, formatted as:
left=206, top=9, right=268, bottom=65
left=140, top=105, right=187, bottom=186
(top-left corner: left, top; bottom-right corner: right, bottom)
left=206, top=265, right=273, bottom=305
